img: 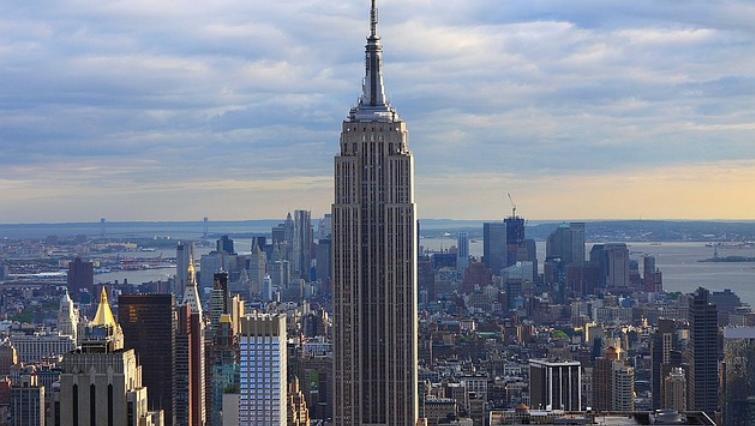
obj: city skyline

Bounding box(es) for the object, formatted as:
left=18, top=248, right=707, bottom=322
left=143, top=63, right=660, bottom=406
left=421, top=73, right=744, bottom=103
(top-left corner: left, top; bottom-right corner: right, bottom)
left=2, top=0, right=755, bottom=222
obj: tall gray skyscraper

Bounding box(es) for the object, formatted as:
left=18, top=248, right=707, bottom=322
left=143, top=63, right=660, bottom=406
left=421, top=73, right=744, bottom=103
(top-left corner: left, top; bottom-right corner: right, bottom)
left=689, top=288, right=719, bottom=418
left=332, top=1, right=419, bottom=424
left=456, top=232, right=470, bottom=275
left=483, top=222, right=507, bottom=275
left=293, top=209, right=313, bottom=279
left=546, top=223, right=585, bottom=266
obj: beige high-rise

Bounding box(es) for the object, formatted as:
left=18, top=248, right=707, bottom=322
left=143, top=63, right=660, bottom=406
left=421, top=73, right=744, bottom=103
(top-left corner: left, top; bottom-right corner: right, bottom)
left=332, top=1, right=418, bottom=424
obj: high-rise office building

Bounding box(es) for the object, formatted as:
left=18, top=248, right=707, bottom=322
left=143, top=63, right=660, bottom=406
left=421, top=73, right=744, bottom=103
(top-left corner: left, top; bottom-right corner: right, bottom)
left=118, top=294, right=176, bottom=426
left=315, top=239, right=332, bottom=287
left=284, top=213, right=295, bottom=262
left=210, top=314, right=238, bottom=426
left=546, top=223, right=586, bottom=266
left=248, top=244, right=266, bottom=299
left=66, top=257, right=93, bottom=302
left=251, top=236, right=267, bottom=254
left=504, top=215, right=525, bottom=267
left=318, top=214, right=333, bottom=239
left=483, top=222, right=507, bottom=275
left=590, top=244, right=630, bottom=290
left=456, top=232, right=470, bottom=275
left=722, top=327, right=755, bottom=426
left=287, top=377, right=311, bottom=426
left=209, top=271, right=230, bottom=331
left=612, top=363, right=635, bottom=412
left=238, top=313, right=287, bottom=425
left=10, top=367, right=45, bottom=426
left=176, top=242, right=195, bottom=296
left=651, top=319, right=679, bottom=410
left=175, top=305, right=193, bottom=426
left=262, top=275, right=274, bottom=302
left=0, top=340, right=18, bottom=376
left=180, top=260, right=206, bottom=426
left=332, top=1, right=419, bottom=424
left=418, top=257, right=435, bottom=302
left=57, top=290, right=78, bottom=342
left=217, top=235, right=235, bottom=255
left=293, top=210, right=313, bottom=279
left=528, top=359, right=582, bottom=411
left=271, top=224, right=286, bottom=246
left=689, top=288, right=719, bottom=417
left=592, top=346, right=620, bottom=411
left=605, top=244, right=630, bottom=289
left=270, top=260, right=290, bottom=291
left=643, top=255, right=663, bottom=293
left=663, top=367, right=687, bottom=412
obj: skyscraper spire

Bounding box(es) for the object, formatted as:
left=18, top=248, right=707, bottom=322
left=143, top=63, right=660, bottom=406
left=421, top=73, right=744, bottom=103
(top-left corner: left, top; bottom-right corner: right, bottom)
left=370, top=0, right=378, bottom=38
left=351, top=0, right=397, bottom=122
left=334, top=2, right=418, bottom=423
left=182, top=254, right=203, bottom=320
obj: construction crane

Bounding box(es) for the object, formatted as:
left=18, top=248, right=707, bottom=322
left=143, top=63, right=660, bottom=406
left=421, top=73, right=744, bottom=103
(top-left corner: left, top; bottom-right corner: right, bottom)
left=507, top=193, right=517, bottom=218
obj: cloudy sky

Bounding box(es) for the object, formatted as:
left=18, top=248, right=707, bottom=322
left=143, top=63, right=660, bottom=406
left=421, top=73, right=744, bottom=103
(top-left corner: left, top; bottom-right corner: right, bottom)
left=1, top=0, right=754, bottom=223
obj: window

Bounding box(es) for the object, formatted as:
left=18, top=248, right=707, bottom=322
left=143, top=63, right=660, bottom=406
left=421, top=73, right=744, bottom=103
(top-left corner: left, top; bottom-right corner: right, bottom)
left=90, top=384, right=96, bottom=426
left=107, top=384, right=113, bottom=426
left=72, top=385, right=78, bottom=425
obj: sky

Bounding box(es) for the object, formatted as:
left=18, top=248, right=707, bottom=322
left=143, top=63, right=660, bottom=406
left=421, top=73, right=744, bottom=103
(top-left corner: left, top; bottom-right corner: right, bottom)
left=1, top=0, right=754, bottom=223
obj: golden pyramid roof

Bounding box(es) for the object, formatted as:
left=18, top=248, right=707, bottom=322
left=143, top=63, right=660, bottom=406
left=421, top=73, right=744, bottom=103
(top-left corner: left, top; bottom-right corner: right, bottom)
left=90, top=287, right=118, bottom=328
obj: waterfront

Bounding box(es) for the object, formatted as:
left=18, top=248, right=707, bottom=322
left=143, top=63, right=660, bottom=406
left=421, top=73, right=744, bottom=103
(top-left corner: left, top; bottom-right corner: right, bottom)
left=92, top=238, right=755, bottom=306
left=421, top=239, right=755, bottom=306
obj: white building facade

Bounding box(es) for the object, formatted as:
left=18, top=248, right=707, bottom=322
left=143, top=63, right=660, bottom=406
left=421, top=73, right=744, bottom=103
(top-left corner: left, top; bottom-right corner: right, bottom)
left=238, top=313, right=287, bottom=426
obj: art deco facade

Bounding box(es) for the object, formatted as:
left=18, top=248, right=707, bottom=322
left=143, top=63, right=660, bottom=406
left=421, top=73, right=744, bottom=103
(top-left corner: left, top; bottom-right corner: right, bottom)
left=59, top=288, right=162, bottom=426
left=332, top=1, right=419, bottom=424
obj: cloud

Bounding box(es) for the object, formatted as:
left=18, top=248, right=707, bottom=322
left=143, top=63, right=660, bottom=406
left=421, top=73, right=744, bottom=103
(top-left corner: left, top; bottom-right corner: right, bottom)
left=0, top=0, right=754, bottom=222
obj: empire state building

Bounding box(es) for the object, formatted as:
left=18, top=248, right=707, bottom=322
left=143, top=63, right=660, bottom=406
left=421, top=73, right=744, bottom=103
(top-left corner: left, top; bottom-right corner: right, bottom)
left=332, top=1, right=419, bottom=425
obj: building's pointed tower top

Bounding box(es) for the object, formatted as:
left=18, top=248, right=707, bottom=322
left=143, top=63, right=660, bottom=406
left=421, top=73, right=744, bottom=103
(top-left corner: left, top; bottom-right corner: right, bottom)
left=350, top=0, right=399, bottom=122
left=182, top=254, right=203, bottom=319
left=91, top=287, right=117, bottom=328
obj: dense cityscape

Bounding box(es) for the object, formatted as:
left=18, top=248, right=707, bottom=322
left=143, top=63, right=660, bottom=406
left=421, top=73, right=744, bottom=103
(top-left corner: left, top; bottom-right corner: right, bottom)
left=2, top=1, right=755, bottom=426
